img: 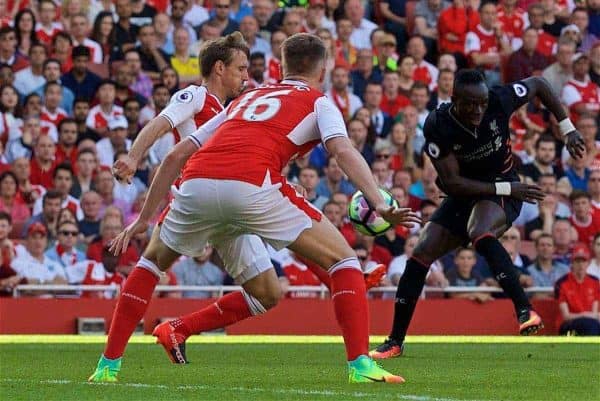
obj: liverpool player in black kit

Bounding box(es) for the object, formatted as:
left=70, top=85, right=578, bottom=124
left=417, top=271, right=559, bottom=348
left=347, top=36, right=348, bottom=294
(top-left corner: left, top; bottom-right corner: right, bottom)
left=370, top=70, right=586, bottom=359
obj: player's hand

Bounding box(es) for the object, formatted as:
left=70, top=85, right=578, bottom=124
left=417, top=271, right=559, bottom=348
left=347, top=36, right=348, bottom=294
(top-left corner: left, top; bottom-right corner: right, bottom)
left=376, top=205, right=422, bottom=228
left=509, top=182, right=546, bottom=204
left=565, top=130, right=586, bottom=160
left=112, top=155, right=137, bottom=184
left=108, top=218, right=149, bottom=256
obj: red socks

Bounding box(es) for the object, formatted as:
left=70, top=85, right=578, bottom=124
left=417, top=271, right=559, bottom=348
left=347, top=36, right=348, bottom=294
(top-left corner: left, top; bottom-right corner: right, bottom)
left=306, top=261, right=332, bottom=290
left=104, top=267, right=159, bottom=359
left=330, top=267, right=369, bottom=361
left=175, top=291, right=253, bottom=338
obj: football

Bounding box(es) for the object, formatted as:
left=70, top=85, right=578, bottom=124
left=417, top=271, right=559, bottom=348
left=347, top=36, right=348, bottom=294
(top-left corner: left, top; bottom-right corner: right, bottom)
left=348, top=188, right=399, bottom=236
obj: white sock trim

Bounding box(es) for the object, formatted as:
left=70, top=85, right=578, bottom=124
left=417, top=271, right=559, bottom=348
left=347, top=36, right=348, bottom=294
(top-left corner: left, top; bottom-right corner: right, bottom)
left=137, top=257, right=163, bottom=279
left=328, top=257, right=362, bottom=275
left=241, top=290, right=267, bottom=316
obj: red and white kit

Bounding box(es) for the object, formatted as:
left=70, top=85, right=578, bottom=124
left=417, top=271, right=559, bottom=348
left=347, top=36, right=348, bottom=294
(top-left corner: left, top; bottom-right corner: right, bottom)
left=160, top=80, right=347, bottom=279
left=157, top=84, right=274, bottom=284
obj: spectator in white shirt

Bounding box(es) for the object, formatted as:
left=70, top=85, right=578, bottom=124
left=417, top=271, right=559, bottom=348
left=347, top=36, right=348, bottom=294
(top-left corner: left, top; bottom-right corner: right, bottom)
left=70, top=13, right=103, bottom=64
left=13, top=43, right=47, bottom=96
left=11, top=222, right=67, bottom=287
left=344, top=0, right=377, bottom=49
left=96, top=115, right=132, bottom=167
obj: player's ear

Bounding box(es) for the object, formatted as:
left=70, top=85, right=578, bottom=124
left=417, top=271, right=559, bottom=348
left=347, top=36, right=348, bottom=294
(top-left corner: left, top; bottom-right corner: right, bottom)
left=214, top=60, right=226, bottom=76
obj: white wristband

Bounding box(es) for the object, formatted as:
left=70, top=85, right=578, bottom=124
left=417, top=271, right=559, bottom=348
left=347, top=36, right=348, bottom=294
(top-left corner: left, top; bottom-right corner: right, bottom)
left=558, top=118, right=576, bottom=136
left=495, top=182, right=511, bottom=196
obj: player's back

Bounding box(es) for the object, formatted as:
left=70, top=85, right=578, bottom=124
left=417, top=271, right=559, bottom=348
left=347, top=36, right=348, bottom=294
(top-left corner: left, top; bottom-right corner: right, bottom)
left=182, top=81, right=328, bottom=186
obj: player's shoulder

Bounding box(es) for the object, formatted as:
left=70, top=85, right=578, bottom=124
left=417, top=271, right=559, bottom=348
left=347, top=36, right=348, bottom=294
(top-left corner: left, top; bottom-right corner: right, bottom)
left=424, top=103, right=451, bottom=137
left=170, top=85, right=207, bottom=105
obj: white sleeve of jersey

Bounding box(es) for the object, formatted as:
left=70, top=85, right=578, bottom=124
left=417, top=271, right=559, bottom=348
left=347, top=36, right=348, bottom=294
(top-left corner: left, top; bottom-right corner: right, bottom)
left=159, top=86, right=206, bottom=129
left=465, top=32, right=481, bottom=54
left=314, top=96, right=348, bottom=144
left=188, top=108, right=229, bottom=147
left=561, top=84, right=582, bottom=107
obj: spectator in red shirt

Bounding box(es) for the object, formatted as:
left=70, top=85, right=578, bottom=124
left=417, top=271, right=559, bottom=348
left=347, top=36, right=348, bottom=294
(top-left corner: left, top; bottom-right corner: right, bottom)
left=0, top=27, right=29, bottom=72
left=322, top=200, right=357, bottom=247
left=40, top=81, right=68, bottom=127
left=381, top=69, right=410, bottom=118
left=464, top=2, right=511, bottom=86
left=407, top=36, right=438, bottom=91
left=561, top=53, right=600, bottom=123
left=0, top=211, right=26, bottom=295
left=569, top=190, right=600, bottom=248
left=505, top=27, right=550, bottom=83
left=29, top=134, right=57, bottom=189
left=438, top=0, right=480, bottom=60
left=526, top=4, right=556, bottom=58
left=86, top=214, right=139, bottom=277
left=0, top=171, right=30, bottom=230
left=55, top=119, right=79, bottom=169
left=555, top=244, right=600, bottom=335
left=497, top=0, right=526, bottom=51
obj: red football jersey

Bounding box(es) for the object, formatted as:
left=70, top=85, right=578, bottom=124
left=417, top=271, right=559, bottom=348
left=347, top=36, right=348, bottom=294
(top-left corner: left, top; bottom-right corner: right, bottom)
left=561, top=79, right=600, bottom=123
left=158, top=85, right=223, bottom=143
left=570, top=213, right=600, bottom=247
left=556, top=272, right=600, bottom=322
left=465, top=24, right=501, bottom=70
left=497, top=5, right=526, bottom=43
left=536, top=30, right=556, bottom=58
left=35, top=23, right=63, bottom=46
left=40, top=107, right=68, bottom=127
left=85, top=104, right=124, bottom=131
left=182, top=80, right=348, bottom=187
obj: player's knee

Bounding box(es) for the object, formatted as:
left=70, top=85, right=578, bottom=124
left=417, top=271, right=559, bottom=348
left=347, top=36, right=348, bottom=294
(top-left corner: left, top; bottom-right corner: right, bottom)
left=251, top=286, right=282, bottom=310
left=412, top=244, right=435, bottom=266
left=467, top=225, right=491, bottom=243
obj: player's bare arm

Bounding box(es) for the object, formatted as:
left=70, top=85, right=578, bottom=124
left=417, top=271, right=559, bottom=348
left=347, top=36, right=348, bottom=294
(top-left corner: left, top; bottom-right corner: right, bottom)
left=433, top=152, right=545, bottom=204
left=520, top=77, right=586, bottom=159
left=112, top=116, right=172, bottom=183
left=109, top=138, right=199, bottom=256
left=326, top=136, right=421, bottom=228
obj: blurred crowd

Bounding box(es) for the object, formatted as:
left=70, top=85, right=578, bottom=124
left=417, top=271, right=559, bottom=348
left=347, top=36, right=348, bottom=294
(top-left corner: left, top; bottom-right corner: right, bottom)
left=0, top=0, right=598, bottom=330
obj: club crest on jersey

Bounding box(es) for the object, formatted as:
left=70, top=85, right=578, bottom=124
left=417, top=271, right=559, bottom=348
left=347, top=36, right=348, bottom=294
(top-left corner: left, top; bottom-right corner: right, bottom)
left=177, top=91, right=193, bottom=103
left=512, top=83, right=527, bottom=97
left=428, top=142, right=441, bottom=159
left=490, top=119, right=500, bottom=136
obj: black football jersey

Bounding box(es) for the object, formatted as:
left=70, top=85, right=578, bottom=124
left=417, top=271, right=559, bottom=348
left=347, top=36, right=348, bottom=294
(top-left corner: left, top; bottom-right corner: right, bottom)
left=423, top=81, right=530, bottom=182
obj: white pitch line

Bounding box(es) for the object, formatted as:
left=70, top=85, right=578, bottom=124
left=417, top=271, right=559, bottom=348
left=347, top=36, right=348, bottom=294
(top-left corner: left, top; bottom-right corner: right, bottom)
left=0, top=378, right=493, bottom=401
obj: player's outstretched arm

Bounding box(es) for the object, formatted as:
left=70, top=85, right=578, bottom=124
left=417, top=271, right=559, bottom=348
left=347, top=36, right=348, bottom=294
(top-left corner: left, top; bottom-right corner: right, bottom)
left=109, top=138, right=199, bottom=256
left=521, top=77, right=585, bottom=159
left=433, top=152, right=545, bottom=204
left=112, top=116, right=172, bottom=184
left=326, top=136, right=421, bottom=228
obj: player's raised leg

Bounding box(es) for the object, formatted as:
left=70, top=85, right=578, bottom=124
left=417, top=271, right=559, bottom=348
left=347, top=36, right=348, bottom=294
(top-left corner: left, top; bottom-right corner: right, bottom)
left=89, top=226, right=181, bottom=382
left=468, top=200, right=543, bottom=335
left=288, top=216, right=404, bottom=383
left=152, top=235, right=282, bottom=362
left=370, top=221, right=462, bottom=359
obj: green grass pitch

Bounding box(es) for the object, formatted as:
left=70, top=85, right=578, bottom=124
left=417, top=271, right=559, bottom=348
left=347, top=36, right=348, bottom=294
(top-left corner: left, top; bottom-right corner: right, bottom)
left=1, top=335, right=598, bottom=401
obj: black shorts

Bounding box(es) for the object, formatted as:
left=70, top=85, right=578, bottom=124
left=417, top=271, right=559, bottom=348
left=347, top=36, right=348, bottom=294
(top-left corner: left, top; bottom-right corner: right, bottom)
left=429, top=195, right=522, bottom=240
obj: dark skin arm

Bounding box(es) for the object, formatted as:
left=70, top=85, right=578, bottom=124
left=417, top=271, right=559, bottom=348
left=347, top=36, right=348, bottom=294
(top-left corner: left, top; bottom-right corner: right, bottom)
left=521, top=77, right=586, bottom=159
left=433, top=153, right=545, bottom=203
